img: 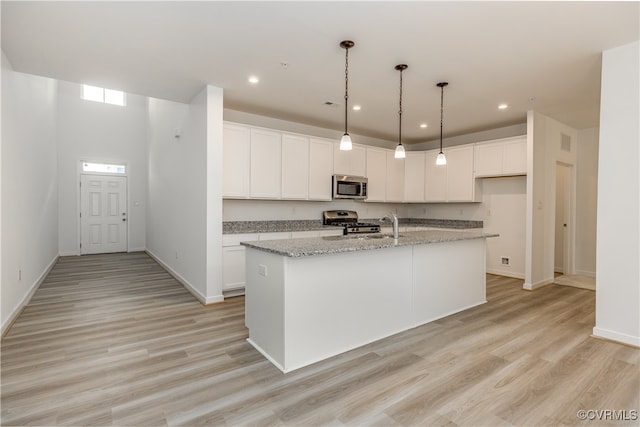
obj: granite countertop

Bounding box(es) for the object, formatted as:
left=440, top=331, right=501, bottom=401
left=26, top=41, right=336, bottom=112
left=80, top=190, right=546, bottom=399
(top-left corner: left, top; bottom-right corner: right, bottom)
left=223, top=218, right=483, bottom=234
left=241, top=229, right=498, bottom=258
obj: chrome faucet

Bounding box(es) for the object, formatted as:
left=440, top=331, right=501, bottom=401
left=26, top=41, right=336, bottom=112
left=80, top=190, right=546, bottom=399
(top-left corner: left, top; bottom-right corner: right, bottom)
left=380, top=213, right=400, bottom=239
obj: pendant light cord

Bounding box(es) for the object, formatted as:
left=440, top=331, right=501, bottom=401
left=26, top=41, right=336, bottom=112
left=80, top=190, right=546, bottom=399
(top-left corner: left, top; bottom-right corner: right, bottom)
left=344, top=46, right=349, bottom=135
left=439, top=84, right=444, bottom=152
left=398, top=68, right=403, bottom=146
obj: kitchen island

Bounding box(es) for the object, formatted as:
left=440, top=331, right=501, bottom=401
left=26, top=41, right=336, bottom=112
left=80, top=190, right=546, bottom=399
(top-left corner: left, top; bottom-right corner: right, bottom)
left=242, top=229, right=497, bottom=373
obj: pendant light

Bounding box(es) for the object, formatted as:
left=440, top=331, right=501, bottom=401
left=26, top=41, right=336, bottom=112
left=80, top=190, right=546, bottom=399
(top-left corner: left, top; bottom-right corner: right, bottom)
left=436, top=81, right=449, bottom=165
left=339, top=40, right=355, bottom=150
left=394, top=64, right=408, bottom=159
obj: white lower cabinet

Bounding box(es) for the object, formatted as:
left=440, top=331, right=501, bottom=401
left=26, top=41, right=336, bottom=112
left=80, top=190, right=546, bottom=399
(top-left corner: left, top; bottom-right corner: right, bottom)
left=222, top=233, right=258, bottom=292
left=223, top=230, right=343, bottom=295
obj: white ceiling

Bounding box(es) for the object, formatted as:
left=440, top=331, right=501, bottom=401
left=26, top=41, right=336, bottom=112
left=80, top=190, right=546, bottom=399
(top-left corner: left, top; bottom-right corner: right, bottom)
left=2, top=1, right=638, bottom=144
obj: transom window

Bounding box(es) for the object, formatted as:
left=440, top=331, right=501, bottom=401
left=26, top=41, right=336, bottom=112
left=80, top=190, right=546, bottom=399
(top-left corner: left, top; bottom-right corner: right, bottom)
left=82, top=85, right=126, bottom=106
left=82, top=162, right=126, bottom=174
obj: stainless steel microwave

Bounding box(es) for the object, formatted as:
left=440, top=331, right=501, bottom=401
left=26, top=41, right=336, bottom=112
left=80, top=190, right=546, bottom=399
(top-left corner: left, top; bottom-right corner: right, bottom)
left=332, top=175, right=368, bottom=200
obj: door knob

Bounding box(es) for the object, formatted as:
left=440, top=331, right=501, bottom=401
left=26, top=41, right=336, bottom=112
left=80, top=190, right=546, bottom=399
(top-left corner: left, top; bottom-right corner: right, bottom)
left=122, top=218, right=127, bottom=222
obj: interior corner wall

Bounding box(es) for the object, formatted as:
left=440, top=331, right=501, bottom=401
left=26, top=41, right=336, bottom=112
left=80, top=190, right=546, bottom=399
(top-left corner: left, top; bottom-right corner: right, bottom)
left=206, top=86, right=224, bottom=301
left=1, top=52, right=59, bottom=332
left=147, top=87, right=221, bottom=303
left=575, top=128, right=599, bottom=277
left=593, top=41, right=639, bottom=347
left=57, top=80, right=148, bottom=255
left=524, top=111, right=578, bottom=290
left=481, top=177, right=526, bottom=279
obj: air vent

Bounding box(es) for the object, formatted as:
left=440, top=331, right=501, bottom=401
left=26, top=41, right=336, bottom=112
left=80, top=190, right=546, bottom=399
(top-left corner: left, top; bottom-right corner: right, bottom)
left=560, top=133, right=572, bottom=152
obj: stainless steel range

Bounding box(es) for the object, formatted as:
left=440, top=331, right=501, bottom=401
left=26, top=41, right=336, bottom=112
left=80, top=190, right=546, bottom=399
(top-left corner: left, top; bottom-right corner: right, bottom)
left=322, top=210, right=381, bottom=235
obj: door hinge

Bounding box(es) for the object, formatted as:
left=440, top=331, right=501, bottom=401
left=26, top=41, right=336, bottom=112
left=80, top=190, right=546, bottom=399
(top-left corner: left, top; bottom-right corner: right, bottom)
left=80, top=212, right=82, bottom=218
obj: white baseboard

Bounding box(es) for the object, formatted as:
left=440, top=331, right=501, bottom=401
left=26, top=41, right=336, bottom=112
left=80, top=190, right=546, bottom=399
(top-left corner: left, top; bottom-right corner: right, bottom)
left=486, top=268, right=525, bottom=279
left=575, top=269, right=596, bottom=278
left=128, top=247, right=146, bottom=253
left=2, top=254, right=59, bottom=337
left=592, top=327, right=640, bottom=348
left=145, top=250, right=223, bottom=305
left=523, top=277, right=554, bottom=290
left=58, top=250, right=79, bottom=257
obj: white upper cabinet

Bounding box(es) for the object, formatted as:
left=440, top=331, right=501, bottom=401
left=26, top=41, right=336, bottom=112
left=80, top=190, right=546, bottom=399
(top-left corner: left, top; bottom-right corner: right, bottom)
left=424, top=149, right=447, bottom=202
left=223, top=121, right=498, bottom=203
left=281, top=133, right=309, bottom=200
left=223, top=123, right=251, bottom=198
left=403, top=151, right=426, bottom=202
left=250, top=128, right=282, bottom=199
left=334, top=143, right=366, bottom=177
left=425, top=146, right=479, bottom=202
left=475, top=135, right=527, bottom=178
left=386, top=151, right=405, bottom=202
left=308, top=138, right=334, bottom=201
left=474, top=142, right=503, bottom=177
left=502, top=136, right=527, bottom=175
left=365, top=147, right=387, bottom=202
left=446, top=145, right=478, bottom=202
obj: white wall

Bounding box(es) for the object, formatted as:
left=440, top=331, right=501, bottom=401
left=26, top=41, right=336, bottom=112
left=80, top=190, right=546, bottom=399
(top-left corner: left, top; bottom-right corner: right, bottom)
left=57, top=80, right=147, bottom=255
left=147, top=86, right=224, bottom=304
left=205, top=86, right=224, bottom=301
left=593, top=41, right=639, bottom=347
left=1, top=52, right=59, bottom=332
left=481, top=177, right=526, bottom=279
left=407, top=203, right=483, bottom=221
left=575, top=128, right=599, bottom=277
left=525, top=111, right=577, bottom=290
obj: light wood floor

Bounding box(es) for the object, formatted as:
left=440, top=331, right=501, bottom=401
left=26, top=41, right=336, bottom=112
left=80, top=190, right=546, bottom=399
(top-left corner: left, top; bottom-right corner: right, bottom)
left=2, top=252, right=638, bottom=426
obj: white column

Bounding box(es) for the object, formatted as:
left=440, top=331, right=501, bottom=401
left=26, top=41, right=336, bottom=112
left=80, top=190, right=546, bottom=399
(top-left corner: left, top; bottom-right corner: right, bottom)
left=593, top=41, right=640, bottom=347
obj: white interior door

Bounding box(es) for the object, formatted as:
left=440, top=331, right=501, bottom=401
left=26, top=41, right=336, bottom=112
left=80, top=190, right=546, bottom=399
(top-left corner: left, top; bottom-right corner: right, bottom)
left=80, top=174, right=127, bottom=254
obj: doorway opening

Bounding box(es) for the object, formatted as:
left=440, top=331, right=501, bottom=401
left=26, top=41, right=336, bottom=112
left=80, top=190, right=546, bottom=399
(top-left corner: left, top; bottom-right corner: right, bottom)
left=553, top=162, right=595, bottom=291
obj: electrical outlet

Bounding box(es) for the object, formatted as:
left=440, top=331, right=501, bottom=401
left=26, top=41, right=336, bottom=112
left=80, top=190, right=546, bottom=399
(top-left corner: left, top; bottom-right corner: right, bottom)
left=501, top=257, right=510, bottom=265
left=258, top=264, right=268, bottom=277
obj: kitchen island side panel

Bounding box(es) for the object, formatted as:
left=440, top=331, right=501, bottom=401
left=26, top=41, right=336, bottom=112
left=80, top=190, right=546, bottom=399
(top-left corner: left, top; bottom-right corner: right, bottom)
left=284, top=246, right=414, bottom=372
left=412, top=239, right=487, bottom=325
left=245, top=249, right=286, bottom=369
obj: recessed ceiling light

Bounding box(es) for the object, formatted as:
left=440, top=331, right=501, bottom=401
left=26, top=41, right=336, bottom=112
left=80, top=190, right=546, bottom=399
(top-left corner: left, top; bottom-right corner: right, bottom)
left=248, top=76, right=259, bottom=84
left=352, top=105, right=361, bottom=111
left=498, top=103, right=508, bottom=110
left=420, top=123, right=428, bottom=128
